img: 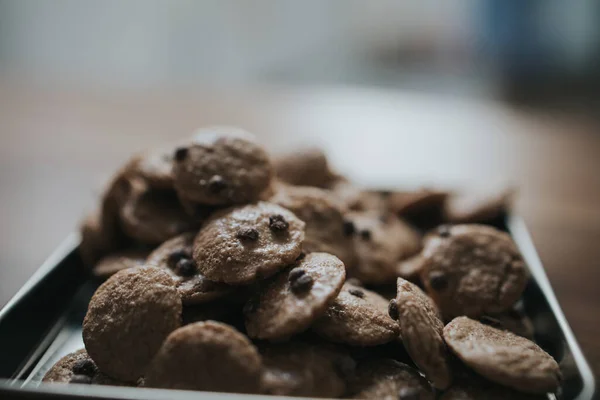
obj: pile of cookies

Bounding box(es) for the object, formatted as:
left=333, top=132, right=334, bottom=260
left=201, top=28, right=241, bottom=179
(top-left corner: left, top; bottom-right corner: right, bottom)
left=43, top=127, right=561, bottom=399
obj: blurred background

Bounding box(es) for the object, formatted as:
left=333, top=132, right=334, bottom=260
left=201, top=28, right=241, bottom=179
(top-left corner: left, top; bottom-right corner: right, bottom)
left=0, top=2, right=599, bottom=372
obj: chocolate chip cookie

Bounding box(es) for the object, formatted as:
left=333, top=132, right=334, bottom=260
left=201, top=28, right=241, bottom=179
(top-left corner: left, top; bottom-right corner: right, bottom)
left=348, top=212, right=421, bottom=284
left=245, top=252, right=346, bottom=340
left=391, top=278, right=452, bottom=389
left=313, top=282, right=400, bottom=346
left=172, top=126, right=273, bottom=205
left=145, top=321, right=262, bottom=393
left=193, top=201, right=305, bottom=285
left=420, top=224, right=528, bottom=319
left=92, top=248, right=149, bottom=279
left=83, top=267, right=182, bottom=382
left=443, top=316, right=561, bottom=394
left=42, top=349, right=126, bottom=386
left=347, top=358, right=434, bottom=399
left=147, top=233, right=232, bottom=304
left=274, top=146, right=337, bottom=188
left=270, top=184, right=357, bottom=268
left=260, top=341, right=352, bottom=397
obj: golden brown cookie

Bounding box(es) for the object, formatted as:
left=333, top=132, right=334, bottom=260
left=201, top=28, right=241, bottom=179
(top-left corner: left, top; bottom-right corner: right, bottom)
left=443, top=316, right=561, bottom=394
left=83, top=267, right=182, bottom=382
left=193, top=202, right=305, bottom=285
left=348, top=212, right=421, bottom=284
left=42, top=349, right=127, bottom=386
left=260, top=340, right=352, bottom=397
left=420, top=224, right=528, bottom=319
left=119, top=178, right=200, bottom=245
left=445, top=187, right=514, bottom=224
left=274, top=147, right=337, bottom=188
left=146, top=233, right=232, bottom=304
left=312, top=282, right=400, bottom=346
left=145, top=321, right=262, bottom=393
left=391, top=278, right=452, bottom=389
left=347, top=358, right=435, bottom=399
left=270, top=184, right=357, bottom=268
left=92, top=248, right=149, bottom=279
left=172, top=126, right=273, bottom=205
left=244, top=252, right=346, bottom=340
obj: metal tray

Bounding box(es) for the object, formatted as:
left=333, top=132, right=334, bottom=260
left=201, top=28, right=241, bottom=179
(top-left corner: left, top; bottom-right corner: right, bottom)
left=0, top=216, right=595, bottom=400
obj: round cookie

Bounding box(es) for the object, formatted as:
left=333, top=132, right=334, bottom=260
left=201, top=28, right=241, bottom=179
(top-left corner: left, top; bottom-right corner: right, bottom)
left=270, top=184, right=357, bottom=268
left=42, top=349, right=127, bottom=386
left=125, top=146, right=176, bottom=189
left=349, top=212, right=421, bottom=284
left=312, top=282, right=400, bottom=346
left=145, top=321, right=262, bottom=393
left=244, top=252, right=346, bottom=340
left=260, top=341, right=352, bottom=397
left=193, top=202, right=305, bottom=285
left=119, top=178, right=200, bottom=245
left=274, top=147, right=337, bottom=188
left=391, top=278, right=452, bottom=389
left=420, top=224, right=528, bottom=319
left=443, top=316, right=561, bottom=394
left=147, top=233, right=232, bottom=304
left=172, top=126, right=273, bottom=205
left=83, top=267, right=182, bottom=382
left=347, top=358, right=434, bottom=399
left=92, top=248, right=149, bottom=279
left=445, top=187, right=514, bottom=224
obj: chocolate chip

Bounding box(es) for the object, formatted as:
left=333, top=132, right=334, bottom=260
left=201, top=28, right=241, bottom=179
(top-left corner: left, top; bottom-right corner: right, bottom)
left=480, top=315, right=505, bottom=330
left=167, top=250, right=190, bottom=269
left=295, top=252, right=306, bottom=262
left=388, top=300, right=399, bottom=320
left=208, top=175, right=227, bottom=193
left=288, top=268, right=306, bottom=282
left=291, top=274, right=313, bottom=294
left=398, top=386, right=421, bottom=399
left=359, top=229, right=371, bottom=240
left=269, top=214, right=289, bottom=232
left=237, top=228, right=259, bottom=241
left=436, top=224, right=451, bottom=237
left=72, top=359, right=97, bottom=376
left=69, top=374, right=92, bottom=384
left=174, top=147, right=189, bottom=162
left=348, top=288, right=365, bottom=298
left=176, top=259, right=197, bottom=276
left=342, top=220, right=355, bottom=236
left=429, top=271, right=448, bottom=291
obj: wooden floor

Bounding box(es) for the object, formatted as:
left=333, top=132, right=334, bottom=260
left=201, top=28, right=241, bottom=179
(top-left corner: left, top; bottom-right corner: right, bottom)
left=1, top=82, right=599, bottom=376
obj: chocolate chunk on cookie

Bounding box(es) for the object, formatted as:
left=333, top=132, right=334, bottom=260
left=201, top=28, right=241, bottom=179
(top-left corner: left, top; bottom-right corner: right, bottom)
left=145, top=321, right=262, bottom=393
left=348, top=212, right=421, bottom=284
left=313, top=282, right=400, bottom=346
left=347, top=359, right=434, bottom=399
left=245, top=252, right=345, bottom=340
left=125, top=146, right=176, bottom=189
left=119, top=178, right=200, bottom=245
left=147, top=233, right=232, bottom=304
left=172, top=126, right=273, bottom=205
left=392, top=278, right=452, bottom=389
left=92, top=248, right=149, bottom=279
left=83, top=267, right=182, bottom=382
left=42, top=349, right=127, bottom=386
left=420, top=224, right=528, bottom=319
left=270, top=184, right=357, bottom=268
left=445, top=187, right=514, bottom=224
left=444, top=316, right=561, bottom=394
left=274, top=147, right=337, bottom=188
left=260, top=341, right=352, bottom=397
left=193, top=202, right=305, bottom=285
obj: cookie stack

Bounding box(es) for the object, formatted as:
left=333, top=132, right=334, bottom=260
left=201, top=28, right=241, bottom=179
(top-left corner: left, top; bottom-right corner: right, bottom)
left=43, top=127, right=560, bottom=399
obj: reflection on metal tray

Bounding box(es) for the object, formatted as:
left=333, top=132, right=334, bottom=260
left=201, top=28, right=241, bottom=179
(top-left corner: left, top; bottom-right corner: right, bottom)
left=0, top=217, right=595, bottom=400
